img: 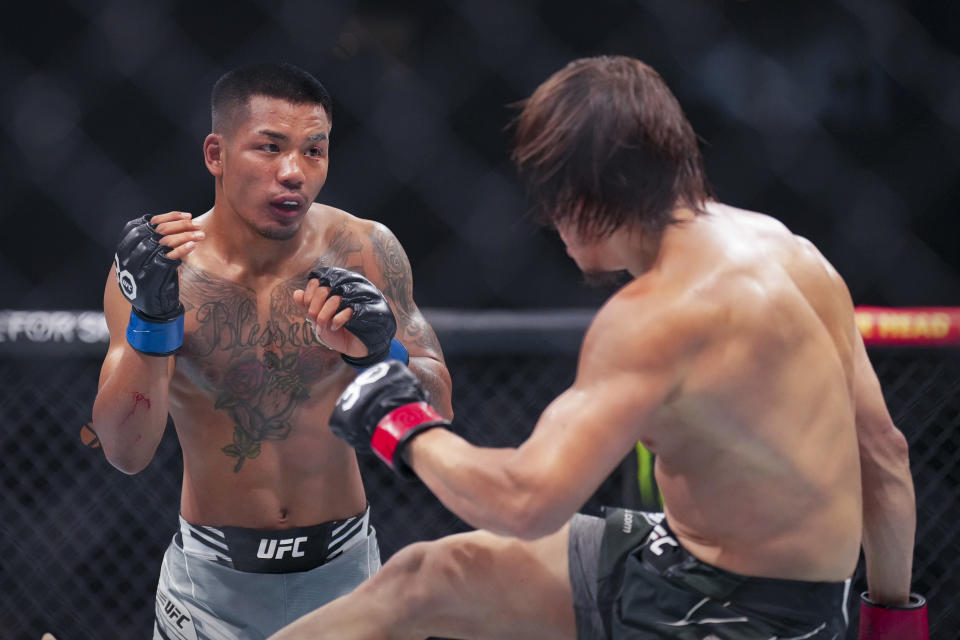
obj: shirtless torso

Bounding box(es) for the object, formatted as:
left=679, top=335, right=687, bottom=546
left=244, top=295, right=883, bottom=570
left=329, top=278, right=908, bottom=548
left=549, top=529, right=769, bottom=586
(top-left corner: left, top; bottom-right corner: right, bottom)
left=402, top=203, right=864, bottom=581
left=94, top=88, right=451, bottom=531
left=95, top=76, right=454, bottom=637
left=174, top=204, right=431, bottom=527
left=100, top=203, right=450, bottom=529
left=630, top=203, right=862, bottom=581
left=270, top=54, right=919, bottom=640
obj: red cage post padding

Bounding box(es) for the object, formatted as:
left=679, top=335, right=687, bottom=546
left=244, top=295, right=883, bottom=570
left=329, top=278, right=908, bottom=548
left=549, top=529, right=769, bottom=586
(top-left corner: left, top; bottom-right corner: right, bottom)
left=855, top=307, right=960, bottom=347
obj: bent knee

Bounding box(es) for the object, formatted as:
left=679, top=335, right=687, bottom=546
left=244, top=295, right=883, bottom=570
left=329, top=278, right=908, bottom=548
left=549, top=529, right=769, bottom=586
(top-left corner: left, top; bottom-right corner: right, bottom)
left=357, top=532, right=575, bottom=639
left=367, top=537, right=495, bottom=609
left=376, top=541, right=433, bottom=583
left=348, top=542, right=454, bottom=629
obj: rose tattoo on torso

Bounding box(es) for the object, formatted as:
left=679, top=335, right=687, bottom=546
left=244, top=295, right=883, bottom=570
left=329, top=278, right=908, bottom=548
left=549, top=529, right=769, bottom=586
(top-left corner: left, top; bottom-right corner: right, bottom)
left=173, top=229, right=366, bottom=471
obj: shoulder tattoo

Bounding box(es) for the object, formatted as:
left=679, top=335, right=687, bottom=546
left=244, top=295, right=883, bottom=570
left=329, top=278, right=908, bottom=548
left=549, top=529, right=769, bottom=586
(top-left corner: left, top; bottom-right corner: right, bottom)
left=370, top=226, right=442, bottom=352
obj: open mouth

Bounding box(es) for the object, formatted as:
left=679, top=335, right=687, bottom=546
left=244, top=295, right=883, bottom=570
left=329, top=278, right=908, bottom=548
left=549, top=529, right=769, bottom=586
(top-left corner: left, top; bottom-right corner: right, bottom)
left=269, top=198, right=304, bottom=218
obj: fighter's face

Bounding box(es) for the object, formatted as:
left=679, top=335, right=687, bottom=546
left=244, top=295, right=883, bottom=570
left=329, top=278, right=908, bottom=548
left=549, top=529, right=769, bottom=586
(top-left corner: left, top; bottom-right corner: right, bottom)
left=215, top=96, right=331, bottom=240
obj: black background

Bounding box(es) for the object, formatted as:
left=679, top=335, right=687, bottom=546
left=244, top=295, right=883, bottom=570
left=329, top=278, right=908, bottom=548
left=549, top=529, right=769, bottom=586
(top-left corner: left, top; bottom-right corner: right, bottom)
left=1, top=0, right=958, bottom=312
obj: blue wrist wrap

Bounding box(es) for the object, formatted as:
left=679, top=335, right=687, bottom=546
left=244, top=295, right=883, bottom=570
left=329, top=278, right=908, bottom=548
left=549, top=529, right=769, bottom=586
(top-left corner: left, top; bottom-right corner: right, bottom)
left=348, top=338, right=409, bottom=372
left=388, top=337, right=409, bottom=365
left=126, top=309, right=184, bottom=356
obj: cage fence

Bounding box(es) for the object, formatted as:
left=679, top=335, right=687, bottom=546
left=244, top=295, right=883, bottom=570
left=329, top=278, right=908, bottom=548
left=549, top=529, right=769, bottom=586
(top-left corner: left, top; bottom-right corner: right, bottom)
left=0, top=308, right=957, bottom=639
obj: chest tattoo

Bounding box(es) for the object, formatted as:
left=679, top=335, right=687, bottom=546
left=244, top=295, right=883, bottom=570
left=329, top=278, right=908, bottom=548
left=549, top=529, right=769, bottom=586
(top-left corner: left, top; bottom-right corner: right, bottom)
left=178, top=261, right=337, bottom=472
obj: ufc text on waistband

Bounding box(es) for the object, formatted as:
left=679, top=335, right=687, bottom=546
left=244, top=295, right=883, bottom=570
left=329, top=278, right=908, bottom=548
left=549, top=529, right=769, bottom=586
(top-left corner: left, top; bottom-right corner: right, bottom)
left=177, top=508, right=370, bottom=573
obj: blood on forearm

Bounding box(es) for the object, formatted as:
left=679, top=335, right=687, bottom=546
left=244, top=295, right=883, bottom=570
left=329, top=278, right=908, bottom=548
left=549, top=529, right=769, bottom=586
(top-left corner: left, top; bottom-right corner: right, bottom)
left=119, top=391, right=153, bottom=425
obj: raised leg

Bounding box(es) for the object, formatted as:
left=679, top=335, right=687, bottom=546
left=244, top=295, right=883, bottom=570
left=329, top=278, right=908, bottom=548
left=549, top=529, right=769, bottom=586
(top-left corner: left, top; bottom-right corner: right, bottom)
left=270, top=523, right=576, bottom=640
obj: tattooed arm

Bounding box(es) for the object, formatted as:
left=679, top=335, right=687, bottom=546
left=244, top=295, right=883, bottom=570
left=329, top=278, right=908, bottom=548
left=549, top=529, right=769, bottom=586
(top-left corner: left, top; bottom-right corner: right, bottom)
left=368, top=223, right=454, bottom=419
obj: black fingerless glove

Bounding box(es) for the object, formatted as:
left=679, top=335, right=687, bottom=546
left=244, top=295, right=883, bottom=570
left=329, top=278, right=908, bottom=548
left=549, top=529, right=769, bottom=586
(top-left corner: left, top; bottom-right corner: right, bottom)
left=114, top=215, right=184, bottom=355
left=309, top=266, right=405, bottom=368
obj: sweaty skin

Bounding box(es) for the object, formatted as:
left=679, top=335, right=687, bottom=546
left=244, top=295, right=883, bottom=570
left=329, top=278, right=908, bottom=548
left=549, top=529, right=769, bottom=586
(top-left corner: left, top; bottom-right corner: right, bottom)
left=627, top=202, right=863, bottom=580
left=99, top=203, right=449, bottom=528
left=269, top=203, right=915, bottom=640
left=408, top=203, right=907, bottom=584
left=94, top=96, right=451, bottom=529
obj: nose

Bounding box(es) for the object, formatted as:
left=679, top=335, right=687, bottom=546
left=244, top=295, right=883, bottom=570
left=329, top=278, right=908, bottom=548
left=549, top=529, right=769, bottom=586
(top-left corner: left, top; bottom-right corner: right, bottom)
left=277, top=152, right=305, bottom=189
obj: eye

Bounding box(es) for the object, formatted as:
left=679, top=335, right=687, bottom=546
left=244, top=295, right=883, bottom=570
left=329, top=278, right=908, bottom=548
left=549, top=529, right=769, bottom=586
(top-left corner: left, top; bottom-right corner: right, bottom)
left=306, top=147, right=326, bottom=158
left=260, top=143, right=280, bottom=152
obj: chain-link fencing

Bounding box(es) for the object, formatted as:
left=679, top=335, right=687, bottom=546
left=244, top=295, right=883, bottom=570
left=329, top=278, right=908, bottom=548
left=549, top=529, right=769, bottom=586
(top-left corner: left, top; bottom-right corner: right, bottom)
left=0, top=311, right=957, bottom=638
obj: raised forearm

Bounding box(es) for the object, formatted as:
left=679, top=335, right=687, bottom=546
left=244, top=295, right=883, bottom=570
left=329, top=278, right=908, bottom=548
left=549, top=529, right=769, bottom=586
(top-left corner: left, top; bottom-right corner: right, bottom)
left=92, top=348, right=172, bottom=474
left=96, top=211, right=197, bottom=473
left=330, top=359, right=564, bottom=537
left=405, top=429, right=555, bottom=538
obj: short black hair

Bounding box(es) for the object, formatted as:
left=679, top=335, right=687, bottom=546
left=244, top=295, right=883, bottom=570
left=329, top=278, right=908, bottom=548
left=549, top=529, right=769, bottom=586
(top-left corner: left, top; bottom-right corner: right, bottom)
left=211, top=63, right=332, bottom=133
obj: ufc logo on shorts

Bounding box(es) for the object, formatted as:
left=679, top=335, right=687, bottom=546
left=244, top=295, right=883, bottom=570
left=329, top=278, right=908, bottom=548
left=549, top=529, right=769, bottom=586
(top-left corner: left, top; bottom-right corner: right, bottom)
left=622, top=510, right=635, bottom=533
left=156, top=590, right=197, bottom=640
left=257, top=536, right=308, bottom=559
left=647, top=523, right=679, bottom=556
left=163, top=599, right=191, bottom=629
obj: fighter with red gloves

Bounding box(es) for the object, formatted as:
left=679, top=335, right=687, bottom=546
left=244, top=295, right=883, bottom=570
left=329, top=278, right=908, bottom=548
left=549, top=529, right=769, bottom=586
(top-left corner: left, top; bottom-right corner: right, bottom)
left=271, top=55, right=926, bottom=640
left=327, top=361, right=929, bottom=640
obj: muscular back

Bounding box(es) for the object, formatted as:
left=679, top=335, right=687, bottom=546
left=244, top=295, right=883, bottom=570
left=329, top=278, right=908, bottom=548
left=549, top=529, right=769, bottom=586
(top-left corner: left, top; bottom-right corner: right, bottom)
left=624, top=203, right=863, bottom=580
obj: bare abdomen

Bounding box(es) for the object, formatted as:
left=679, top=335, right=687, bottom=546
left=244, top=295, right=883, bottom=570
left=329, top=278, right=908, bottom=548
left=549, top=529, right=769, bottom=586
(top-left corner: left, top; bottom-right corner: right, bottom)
left=169, top=383, right=368, bottom=529
left=657, top=449, right=862, bottom=581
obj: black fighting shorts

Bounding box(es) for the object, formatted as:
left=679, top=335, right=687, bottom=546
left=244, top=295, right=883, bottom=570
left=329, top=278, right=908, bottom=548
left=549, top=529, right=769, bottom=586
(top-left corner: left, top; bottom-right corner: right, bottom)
left=568, top=509, right=849, bottom=639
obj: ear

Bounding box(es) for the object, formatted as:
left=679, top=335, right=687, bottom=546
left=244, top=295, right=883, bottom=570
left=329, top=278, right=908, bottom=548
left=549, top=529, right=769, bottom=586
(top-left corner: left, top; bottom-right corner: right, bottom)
left=203, top=133, right=224, bottom=177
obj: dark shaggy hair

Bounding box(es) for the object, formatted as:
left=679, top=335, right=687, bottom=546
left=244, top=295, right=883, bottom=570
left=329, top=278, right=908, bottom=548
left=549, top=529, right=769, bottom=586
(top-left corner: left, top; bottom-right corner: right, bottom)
left=512, top=56, right=712, bottom=240
left=211, top=63, right=332, bottom=134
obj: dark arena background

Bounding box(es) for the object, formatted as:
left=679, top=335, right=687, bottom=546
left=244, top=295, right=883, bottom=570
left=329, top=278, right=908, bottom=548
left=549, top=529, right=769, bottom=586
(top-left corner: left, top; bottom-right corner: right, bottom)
left=1, top=1, right=959, bottom=638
